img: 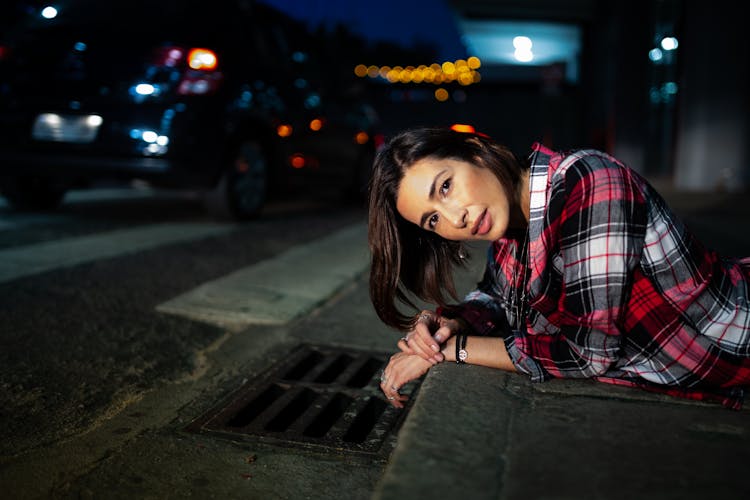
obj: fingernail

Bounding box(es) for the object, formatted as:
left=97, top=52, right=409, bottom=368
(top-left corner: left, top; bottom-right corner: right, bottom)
left=431, top=344, right=439, bottom=352
left=434, top=353, right=443, bottom=363
left=434, top=333, right=443, bottom=342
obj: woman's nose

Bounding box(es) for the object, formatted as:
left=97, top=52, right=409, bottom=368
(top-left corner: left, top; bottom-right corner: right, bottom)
left=443, top=205, right=467, bottom=228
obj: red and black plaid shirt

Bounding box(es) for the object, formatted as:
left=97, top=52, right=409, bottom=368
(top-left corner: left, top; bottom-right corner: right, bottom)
left=444, top=143, right=750, bottom=409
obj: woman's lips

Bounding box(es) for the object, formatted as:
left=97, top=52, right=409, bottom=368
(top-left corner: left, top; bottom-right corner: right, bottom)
left=472, top=210, right=492, bottom=235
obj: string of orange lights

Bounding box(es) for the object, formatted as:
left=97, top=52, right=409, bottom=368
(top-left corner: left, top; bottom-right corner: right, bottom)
left=353, top=56, right=482, bottom=86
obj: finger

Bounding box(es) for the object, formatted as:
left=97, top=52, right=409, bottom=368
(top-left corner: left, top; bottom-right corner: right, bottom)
left=384, top=381, right=408, bottom=408
left=397, top=338, right=415, bottom=354
left=432, top=324, right=453, bottom=343
left=409, top=323, right=440, bottom=363
left=387, top=393, right=409, bottom=409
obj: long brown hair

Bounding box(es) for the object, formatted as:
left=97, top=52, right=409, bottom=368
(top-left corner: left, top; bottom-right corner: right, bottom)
left=367, top=127, right=528, bottom=331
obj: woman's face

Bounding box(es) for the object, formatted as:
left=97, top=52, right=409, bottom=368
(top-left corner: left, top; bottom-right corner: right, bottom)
left=396, top=156, right=512, bottom=242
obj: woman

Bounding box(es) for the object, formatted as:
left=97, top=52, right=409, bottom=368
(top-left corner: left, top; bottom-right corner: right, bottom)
left=369, top=126, right=750, bottom=410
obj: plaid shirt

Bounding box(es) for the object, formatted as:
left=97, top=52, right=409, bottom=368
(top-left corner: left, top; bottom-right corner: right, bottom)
left=443, top=143, right=750, bottom=409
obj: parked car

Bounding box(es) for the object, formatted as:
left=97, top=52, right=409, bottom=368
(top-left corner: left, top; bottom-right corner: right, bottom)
left=0, top=0, right=380, bottom=218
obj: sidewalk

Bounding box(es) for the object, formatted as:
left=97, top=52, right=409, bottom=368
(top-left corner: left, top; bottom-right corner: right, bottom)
left=374, top=186, right=750, bottom=499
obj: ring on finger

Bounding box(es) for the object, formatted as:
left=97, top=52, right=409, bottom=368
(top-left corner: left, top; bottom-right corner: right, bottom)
left=388, top=396, right=395, bottom=400
left=399, top=336, right=409, bottom=343
left=419, top=313, right=432, bottom=323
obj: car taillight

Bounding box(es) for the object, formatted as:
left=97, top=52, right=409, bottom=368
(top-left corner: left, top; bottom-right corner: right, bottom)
left=187, top=48, right=218, bottom=71
left=168, top=47, right=222, bottom=96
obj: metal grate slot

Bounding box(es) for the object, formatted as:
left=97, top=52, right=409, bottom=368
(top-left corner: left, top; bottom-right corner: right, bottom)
left=346, top=357, right=383, bottom=388
left=185, top=344, right=424, bottom=458
left=343, top=397, right=387, bottom=444
left=313, top=353, right=354, bottom=383
left=226, top=384, right=286, bottom=428
left=303, top=393, right=354, bottom=438
left=265, top=388, right=318, bottom=432
left=283, top=350, right=325, bottom=381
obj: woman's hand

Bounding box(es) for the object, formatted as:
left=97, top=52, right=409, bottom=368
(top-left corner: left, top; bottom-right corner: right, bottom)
left=397, top=310, right=460, bottom=364
left=379, top=352, right=433, bottom=408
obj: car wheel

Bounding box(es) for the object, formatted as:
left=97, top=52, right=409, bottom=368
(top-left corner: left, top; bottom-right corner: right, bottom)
left=205, top=140, right=268, bottom=220
left=0, top=178, right=66, bottom=211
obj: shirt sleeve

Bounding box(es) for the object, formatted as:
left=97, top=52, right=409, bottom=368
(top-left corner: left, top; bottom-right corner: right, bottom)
left=509, top=153, right=648, bottom=381
left=438, top=245, right=512, bottom=337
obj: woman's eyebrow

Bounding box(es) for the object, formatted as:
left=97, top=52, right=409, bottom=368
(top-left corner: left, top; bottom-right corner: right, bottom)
left=419, top=169, right=447, bottom=227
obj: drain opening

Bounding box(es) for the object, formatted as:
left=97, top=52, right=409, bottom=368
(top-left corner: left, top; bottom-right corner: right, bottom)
left=186, top=344, right=423, bottom=457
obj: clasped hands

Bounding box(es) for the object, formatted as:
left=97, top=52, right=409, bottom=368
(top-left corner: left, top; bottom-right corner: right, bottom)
left=379, top=309, right=461, bottom=408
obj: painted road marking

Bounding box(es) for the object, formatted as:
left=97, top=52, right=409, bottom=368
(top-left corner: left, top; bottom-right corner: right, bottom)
left=0, top=223, right=235, bottom=284
left=156, top=223, right=369, bottom=329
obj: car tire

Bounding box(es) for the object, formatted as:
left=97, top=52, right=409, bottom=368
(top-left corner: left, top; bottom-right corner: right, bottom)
left=0, top=178, right=66, bottom=211
left=205, top=140, right=268, bottom=220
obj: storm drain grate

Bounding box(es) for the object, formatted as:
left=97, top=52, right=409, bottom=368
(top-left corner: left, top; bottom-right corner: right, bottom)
left=185, top=344, right=423, bottom=457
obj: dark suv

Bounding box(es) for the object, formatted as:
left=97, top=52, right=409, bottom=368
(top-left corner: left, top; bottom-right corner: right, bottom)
left=0, top=0, right=379, bottom=218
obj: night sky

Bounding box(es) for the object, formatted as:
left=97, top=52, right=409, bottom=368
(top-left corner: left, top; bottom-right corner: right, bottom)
left=257, top=0, right=467, bottom=61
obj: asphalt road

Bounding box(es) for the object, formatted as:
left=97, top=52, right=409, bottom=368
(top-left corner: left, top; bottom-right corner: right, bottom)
left=0, top=188, right=369, bottom=460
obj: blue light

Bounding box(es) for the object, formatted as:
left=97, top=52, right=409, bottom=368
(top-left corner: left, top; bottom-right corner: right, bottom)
left=74, top=42, right=87, bottom=52
left=649, top=48, right=663, bottom=62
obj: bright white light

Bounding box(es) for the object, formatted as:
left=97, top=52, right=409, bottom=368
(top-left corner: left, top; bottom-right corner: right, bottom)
left=41, top=6, right=58, bottom=19
left=40, top=113, right=61, bottom=125
left=514, top=49, right=534, bottom=62
left=661, top=37, right=679, bottom=50
left=458, top=20, right=582, bottom=83
left=86, top=115, right=103, bottom=127
left=649, top=48, right=663, bottom=62
left=513, top=36, right=533, bottom=51
left=146, top=144, right=161, bottom=154
left=141, top=131, right=158, bottom=143
left=135, top=83, right=155, bottom=96
left=513, top=36, right=535, bottom=62
left=156, top=135, right=169, bottom=146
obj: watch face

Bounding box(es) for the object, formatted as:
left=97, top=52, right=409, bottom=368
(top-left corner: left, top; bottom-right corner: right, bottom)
left=458, top=349, right=468, bottom=361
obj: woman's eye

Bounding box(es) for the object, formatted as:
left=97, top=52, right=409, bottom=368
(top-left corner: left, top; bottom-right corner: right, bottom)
left=428, top=213, right=439, bottom=229
left=440, top=179, right=451, bottom=196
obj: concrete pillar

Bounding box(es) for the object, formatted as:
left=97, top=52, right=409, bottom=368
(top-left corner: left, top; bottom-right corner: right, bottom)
left=673, top=1, right=750, bottom=191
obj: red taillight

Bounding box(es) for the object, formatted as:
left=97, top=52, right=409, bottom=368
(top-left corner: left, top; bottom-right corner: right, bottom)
left=187, top=48, right=218, bottom=71
left=147, top=46, right=223, bottom=95
left=151, top=46, right=218, bottom=72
